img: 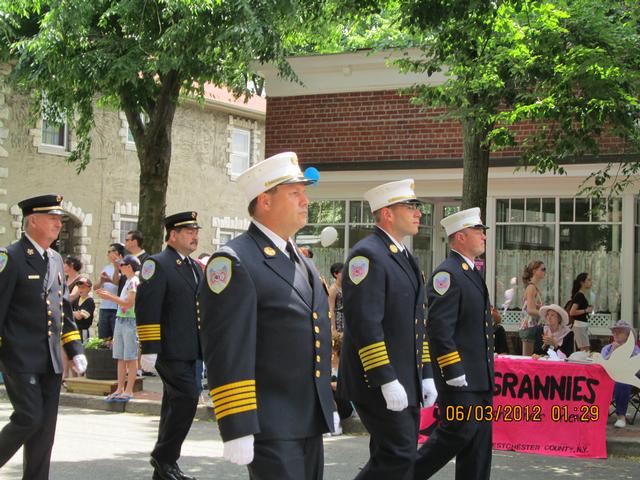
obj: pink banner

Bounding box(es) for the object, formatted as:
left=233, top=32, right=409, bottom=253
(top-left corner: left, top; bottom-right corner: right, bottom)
left=420, top=357, right=614, bottom=458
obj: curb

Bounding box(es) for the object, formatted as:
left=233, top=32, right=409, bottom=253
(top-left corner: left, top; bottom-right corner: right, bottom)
left=1, top=387, right=637, bottom=455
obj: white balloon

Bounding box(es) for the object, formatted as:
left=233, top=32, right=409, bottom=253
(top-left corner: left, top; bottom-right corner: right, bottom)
left=320, top=226, right=338, bottom=247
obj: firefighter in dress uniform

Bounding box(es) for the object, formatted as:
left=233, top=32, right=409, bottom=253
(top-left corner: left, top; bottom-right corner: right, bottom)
left=413, top=207, right=494, bottom=480
left=338, top=179, right=437, bottom=479
left=0, top=194, right=86, bottom=480
left=199, top=152, right=335, bottom=480
left=136, top=211, right=203, bottom=480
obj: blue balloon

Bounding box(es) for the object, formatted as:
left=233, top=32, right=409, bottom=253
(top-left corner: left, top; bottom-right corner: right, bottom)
left=304, top=167, right=320, bottom=185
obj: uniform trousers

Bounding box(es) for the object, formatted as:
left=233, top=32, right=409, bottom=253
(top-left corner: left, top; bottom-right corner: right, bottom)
left=353, top=398, right=420, bottom=480
left=414, top=390, right=492, bottom=480
left=151, top=358, right=199, bottom=463
left=248, top=435, right=324, bottom=480
left=0, top=368, right=62, bottom=480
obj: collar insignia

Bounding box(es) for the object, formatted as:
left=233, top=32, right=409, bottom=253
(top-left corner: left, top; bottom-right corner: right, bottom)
left=389, top=244, right=399, bottom=253
left=27, top=248, right=35, bottom=256
left=462, top=263, right=469, bottom=271
left=176, top=259, right=182, bottom=265
left=263, top=246, right=276, bottom=257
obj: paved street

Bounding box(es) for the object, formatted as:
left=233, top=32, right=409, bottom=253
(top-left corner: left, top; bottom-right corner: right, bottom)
left=1, top=402, right=639, bottom=479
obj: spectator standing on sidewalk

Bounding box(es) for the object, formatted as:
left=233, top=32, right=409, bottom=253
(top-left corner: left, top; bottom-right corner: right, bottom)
left=136, top=212, right=202, bottom=480
left=569, top=272, right=594, bottom=352
left=96, top=254, right=140, bottom=402
left=328, top=262, right=345, bottom=333
left=125, top=229, right=150, bottom=263
left=519, top=260, right=546, bottom=356
left=94, top=243, right=124, bottom=342
left=0, top=194, right=86, bottom=480
left=63, top=254, right=83, bottom=301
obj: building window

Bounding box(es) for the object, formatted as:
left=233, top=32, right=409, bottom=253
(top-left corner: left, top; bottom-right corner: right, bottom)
left=230, top=128, right=251, bottom=176
left=41, top=118, right=68, bottom=149
left=495, top=197, right=622, bottom=329
left=119, top=218, right=138, bottom=244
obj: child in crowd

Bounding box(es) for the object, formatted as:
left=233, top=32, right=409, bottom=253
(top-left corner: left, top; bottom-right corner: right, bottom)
left=96, top=254, right=141, bottom=402
left=72, top=276, right=95, bottom=343
left=601, top=320, right=640, bottom=428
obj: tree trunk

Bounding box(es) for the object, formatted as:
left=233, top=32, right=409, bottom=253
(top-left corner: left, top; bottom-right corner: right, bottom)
left=126, top=71, right=182, bottom=255
left=460, top=117, right=490, bottom=221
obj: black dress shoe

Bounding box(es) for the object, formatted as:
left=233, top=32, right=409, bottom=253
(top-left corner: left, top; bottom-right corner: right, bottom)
left=149, top=457, right=180, bottom=480
left=172, top=463, right=197, bottom=480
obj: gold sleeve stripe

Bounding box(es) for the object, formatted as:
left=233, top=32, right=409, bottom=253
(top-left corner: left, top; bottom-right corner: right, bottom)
left=210, top=379, right=255, bottom=397
left=358, top=341, right=386, bottom=357
left=61, top=330, right=81, bottom=340
left=214, top=399, right=257, bottom=416
left=422, top=354, right=431, bottom=362
left=212, top=386, right=256, bottom=403
left=360, top=345, right=387, bottom=361
left=61, top=332, right=81, bottom=344
left=214, top=392, right=256, bottom=409
left=361, top=349, right=388, bottom=362
left=215, top=403, right=257, bottom=421
left=362, top=354, right=389, bottom=368
left=138, top=335, right=161, bottom=341
left=363, top=358, right=390, bottom=372
left=436, top=351, right=460, bottom=362
left=137, top=325, right=161, bottom=331
left=439, top=356, right=462, bottom=368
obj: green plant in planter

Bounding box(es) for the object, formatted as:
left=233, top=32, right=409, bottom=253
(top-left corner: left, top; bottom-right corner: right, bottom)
left=84, top=337, right=110, bottom=350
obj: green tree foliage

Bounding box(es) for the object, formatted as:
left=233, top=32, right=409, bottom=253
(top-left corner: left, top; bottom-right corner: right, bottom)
left=0, top=0, right=326, bottom=252
left=313, top=1, right=640, bottom=214
left=397, top=0, right=640, bottom=214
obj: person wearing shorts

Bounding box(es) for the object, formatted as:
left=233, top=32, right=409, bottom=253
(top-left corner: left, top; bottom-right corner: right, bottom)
left=96, top=254, right=140, bottom=402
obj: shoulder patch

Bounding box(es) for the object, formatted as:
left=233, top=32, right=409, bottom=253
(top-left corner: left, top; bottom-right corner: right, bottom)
left=141, top=259, right=156, bottom=280
left=0, top=251, right=7, bottom=273
left=348, top=256, right=370, bottom=285
left=207, top=256, right=232, bottom=294
left=433, top=271, right=451, bottom=296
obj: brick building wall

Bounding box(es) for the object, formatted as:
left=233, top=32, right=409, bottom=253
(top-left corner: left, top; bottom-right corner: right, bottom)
left=265, top=90, right=629, bottom=166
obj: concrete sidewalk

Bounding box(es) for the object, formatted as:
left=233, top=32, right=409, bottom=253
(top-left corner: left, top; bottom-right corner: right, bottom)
left=1, top=375, right=638, bottom=457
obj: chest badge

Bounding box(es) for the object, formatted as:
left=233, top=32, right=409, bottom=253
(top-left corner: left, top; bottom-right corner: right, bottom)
left=263, top=247, right=276, bottom=257
left=207, top=256, right=232, bottom=294
left=348, top=256, right=370, bottom=285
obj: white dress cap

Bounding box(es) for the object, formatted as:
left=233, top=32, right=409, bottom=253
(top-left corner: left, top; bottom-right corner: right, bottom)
left=440, top=207, right=488, bottom=236
left=364, top=179, right=420, bottom=213
left=237, top=151, right=313, bottom=203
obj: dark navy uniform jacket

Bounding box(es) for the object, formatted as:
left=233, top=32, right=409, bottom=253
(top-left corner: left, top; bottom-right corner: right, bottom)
left=0, top=236, right=83, bottom=374
left=198, top=223, right=334, bottom=442
left=427, top=251, right=494, bottom=393
left=135, top=246, right=202, bottom=361
left=338, top=227, right=432, bottom=407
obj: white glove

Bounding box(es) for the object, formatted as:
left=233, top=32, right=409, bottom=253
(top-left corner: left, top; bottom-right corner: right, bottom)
left=72, top=354, right=88, bottom=375
left=140, top=353, right=158, bottom=373
left=223, top=435, right=254, bottom=465
left=421, top=378, right=438, bottom=407
left=380, top=379, right=408, bottom=411
left=445, top=374, right=468, bottom=387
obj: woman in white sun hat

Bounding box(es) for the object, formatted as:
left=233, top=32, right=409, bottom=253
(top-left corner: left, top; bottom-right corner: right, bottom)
left=532, top=304, right=574, bottom=360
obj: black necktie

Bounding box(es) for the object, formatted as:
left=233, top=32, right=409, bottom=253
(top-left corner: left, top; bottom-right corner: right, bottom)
left=285, top=242, right=299, bottom=264
left=185, top=257, right=198, bottom=282
left=42, top=250, right=50, bottom=294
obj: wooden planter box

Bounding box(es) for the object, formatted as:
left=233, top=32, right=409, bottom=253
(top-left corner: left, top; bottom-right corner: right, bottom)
left=85, top=348, right=118, bottom=380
